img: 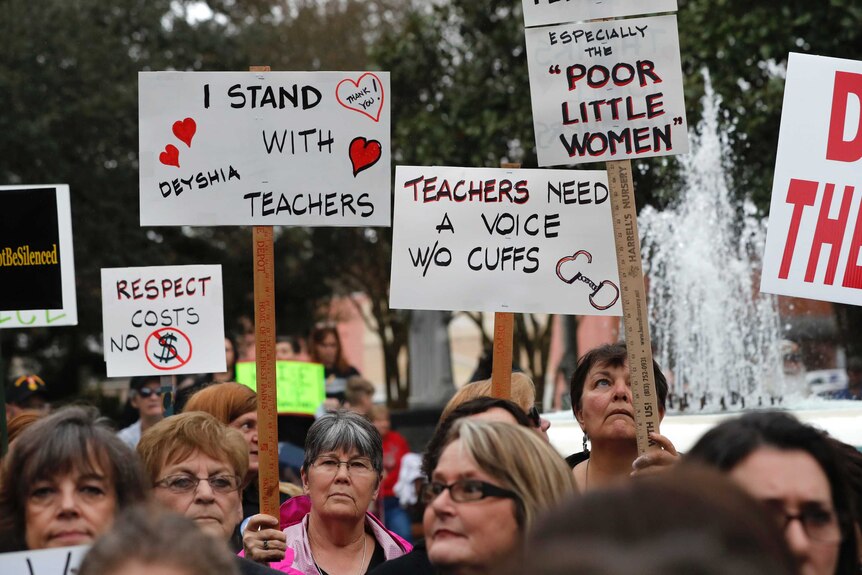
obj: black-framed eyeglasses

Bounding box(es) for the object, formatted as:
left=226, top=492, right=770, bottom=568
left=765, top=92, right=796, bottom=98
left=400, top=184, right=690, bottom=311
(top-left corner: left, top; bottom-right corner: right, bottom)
left=421, top=479, right=520, bottom=504
left=527, top=406, right=541, bottom=428
left=764, top=503, right=843, bottom=543
left=137, top=387, right=163, bottom=399
left=154, top=474, right=242, bottom=495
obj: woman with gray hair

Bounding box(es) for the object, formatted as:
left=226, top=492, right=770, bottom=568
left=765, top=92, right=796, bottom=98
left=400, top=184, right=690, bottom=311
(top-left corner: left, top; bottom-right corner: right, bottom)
left=243, top=410, right=411, bottom=574
left=0, top=405, right=148, bottom=551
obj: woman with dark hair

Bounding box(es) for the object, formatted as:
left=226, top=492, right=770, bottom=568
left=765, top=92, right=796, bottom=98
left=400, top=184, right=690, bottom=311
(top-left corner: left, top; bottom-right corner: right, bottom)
left=0, top=405, right=148, bottom=551
left=242, top=410, right=410, bottom=573
left=568, top=342, right=679, bottom=491
left=687, top=411, right=859, bottom=575
left=309, top=324, right=360, bottom=405
left=514, top=466, right=796, bottom=575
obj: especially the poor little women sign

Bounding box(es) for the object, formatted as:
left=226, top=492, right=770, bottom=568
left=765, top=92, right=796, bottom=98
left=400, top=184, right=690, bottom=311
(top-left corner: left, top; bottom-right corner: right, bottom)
left=101, top=265, right=225, bottom=377
left=389, top=166, right=621, bottom=315
left=761, top=53, right=862, bottom=306
left=522, top=0, right=678, bottom=28
left=525, top=15, right=688, bottom=166
left=0, top=185, right=78, bottom=326
left=139, top=71, right=390, bottom=227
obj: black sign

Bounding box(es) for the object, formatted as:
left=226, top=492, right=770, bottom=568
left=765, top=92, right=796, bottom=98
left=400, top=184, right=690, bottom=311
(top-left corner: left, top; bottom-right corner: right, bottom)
left=0, top=188, right=63, bottom=310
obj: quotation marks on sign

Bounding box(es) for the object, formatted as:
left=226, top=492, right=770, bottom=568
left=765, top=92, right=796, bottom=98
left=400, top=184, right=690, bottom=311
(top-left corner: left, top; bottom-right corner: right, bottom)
left=549, top=65, right=561, bottom=75
left=336, top=73, right=385, bottom=122
left=555, top=250, right=619, bottom=310
left=159, top=117, right=197, bottom=168
left=145, top=327, right=193, bottom=370
left=349, top=137, right=382, bottom=177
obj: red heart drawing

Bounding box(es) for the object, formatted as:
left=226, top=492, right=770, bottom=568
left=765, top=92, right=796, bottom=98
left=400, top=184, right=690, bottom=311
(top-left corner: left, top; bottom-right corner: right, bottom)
left=349, top=137, right=382, bottom=177
left=172, top=117, right=196, bottom=148
left=336, top=73, right=385, bottom=122
left=159, top=144, right=180, bottom=168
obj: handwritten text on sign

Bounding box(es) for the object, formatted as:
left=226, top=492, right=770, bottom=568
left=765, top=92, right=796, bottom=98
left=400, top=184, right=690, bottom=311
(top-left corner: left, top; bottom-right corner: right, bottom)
left=235, top=360, right=325, bottom=415
left=390, top=166, right=621, bottom=315
left=101, top=265, right=225, bottom=377
left=0, top=185, right=77, bottom=326
left=522, top=0, right=678, bottom=28
left=139, top=72, right=390, bottom=227
left=0, top=544, right=88, bottom=575
left=761, top=53, right=862, bottom=306
left=525, top=15, right=688, bottom=166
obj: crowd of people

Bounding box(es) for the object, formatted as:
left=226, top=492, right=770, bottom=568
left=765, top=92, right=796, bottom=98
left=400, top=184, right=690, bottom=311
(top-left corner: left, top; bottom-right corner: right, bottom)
left=2, top=337, right=862, bottom=575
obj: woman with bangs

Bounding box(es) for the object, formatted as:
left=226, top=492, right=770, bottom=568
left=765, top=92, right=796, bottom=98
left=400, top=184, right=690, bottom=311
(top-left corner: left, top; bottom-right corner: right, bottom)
left=0, top=406, right=147, bottom=551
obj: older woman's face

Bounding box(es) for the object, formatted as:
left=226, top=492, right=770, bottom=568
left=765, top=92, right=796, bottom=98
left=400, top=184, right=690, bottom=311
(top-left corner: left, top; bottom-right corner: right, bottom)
left=152, top=450, right=243, bottom=542
left=575, top=361, right=636, bottom=443
left=729, top=447, right=840, bottom=575
left=25, top=461, right=117, bottom=549
left=424, top=439, right=520, bottom=573
left=230, top=412, right=259, bottom=475
left=302, top=448, right=379, bottom=521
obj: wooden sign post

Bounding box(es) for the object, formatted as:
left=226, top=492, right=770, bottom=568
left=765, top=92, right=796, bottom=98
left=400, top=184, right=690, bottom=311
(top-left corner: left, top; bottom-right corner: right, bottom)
left=606, top=160, right=661, bottom=454
left=249, top=65, right=281, bottom=520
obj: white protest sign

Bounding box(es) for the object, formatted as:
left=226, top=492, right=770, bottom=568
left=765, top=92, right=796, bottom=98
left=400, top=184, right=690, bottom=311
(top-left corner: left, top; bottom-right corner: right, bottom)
left=139, top=71, right=390, bottom=227
left=0, top=184, right=77, bottom=328
left=101, top=265, right=225, bottom=377
left=522, top=0, right=677, bottom=28
left=525, top=15, right=688, bottom=166
left=0, top=544, right=88, bottom=575
left=761, top=53, right=862, bottom=306
left=390, top=166, right=621, bottom=315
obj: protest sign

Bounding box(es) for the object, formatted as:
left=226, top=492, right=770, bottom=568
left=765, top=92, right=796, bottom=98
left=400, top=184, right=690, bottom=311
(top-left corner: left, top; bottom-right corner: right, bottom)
left=522, top=0, right=677, bottom=28
left=139, top=71, right=391, bottom=227
left=0, top=544, right=88, bottom=575
left=761, top=53, right=862, bottom=306
left=235, top=360, right=325, bottom=415
left=101, top=265, right=225, bottom=377
left=389, top=166, right=621, bottom=315
left=0, top=185, right=77, bottom=325
left=525, top=15, right=688, bottom=166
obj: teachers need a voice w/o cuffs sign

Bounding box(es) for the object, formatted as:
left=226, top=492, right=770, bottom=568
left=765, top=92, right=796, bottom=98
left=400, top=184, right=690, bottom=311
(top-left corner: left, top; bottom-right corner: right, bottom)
left=0, top=185, right=77, bottom=327
left=101, top=265, right=226, bottom=377
left=139, top=71, right=391, bottom=227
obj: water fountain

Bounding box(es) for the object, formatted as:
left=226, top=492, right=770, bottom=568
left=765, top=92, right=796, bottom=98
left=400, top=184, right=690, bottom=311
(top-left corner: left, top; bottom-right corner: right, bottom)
left=546, top=73, right=862, bottom=452
left=639, top=72, right=787, bottom=411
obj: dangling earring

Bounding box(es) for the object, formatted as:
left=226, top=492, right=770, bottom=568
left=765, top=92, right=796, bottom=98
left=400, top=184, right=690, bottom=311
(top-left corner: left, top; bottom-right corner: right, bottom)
left=582, top=432, right=590, bottom=454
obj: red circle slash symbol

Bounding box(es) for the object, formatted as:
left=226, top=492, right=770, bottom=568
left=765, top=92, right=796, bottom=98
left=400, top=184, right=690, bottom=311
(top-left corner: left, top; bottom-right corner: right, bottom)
left=145, top=328, right=193, bottom=371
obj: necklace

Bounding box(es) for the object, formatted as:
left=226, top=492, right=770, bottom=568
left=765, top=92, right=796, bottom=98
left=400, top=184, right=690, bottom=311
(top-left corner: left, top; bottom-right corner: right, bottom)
left=310, top=531, right=368, bottom=575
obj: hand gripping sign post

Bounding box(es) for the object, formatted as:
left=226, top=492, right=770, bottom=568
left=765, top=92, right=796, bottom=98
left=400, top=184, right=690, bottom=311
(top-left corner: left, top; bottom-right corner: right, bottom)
left=761, top=53, right=862, bottom=306
left=390, top=165, right=622, bottom=396
left=139, top=67, right=391, bottom=519
left=523, top=5, right=688, bottom=454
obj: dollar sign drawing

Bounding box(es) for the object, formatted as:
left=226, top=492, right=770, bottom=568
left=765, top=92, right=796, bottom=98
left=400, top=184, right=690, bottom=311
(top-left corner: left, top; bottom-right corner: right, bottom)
left=154, top=332, right=179, bottom=364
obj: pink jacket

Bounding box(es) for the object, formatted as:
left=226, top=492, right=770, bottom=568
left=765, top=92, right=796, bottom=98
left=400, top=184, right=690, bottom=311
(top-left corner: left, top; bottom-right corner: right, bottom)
left=247, top=495, right=412, bottom=574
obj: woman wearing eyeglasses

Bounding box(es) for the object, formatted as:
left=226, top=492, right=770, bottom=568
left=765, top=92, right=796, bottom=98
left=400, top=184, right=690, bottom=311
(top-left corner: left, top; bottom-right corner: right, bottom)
left=0, top=406, right=148, bottom=552
left=421, top=419, right=577, bottom=575
left=242, top=410, right=411, bottom=574
left=686, top=411, right=859, bottom=575
left=138, top=411, right=282, bottom=575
